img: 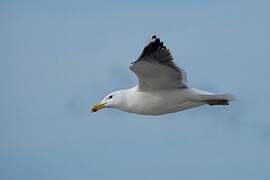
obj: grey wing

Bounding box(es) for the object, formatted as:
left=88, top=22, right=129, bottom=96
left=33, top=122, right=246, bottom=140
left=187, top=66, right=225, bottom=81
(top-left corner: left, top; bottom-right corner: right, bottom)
left=129, top=35, right=187, bottom=91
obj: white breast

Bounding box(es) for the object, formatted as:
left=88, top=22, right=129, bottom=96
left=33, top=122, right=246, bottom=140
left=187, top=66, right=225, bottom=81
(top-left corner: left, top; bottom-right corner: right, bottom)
left=119, top=88, right=205, bottom=115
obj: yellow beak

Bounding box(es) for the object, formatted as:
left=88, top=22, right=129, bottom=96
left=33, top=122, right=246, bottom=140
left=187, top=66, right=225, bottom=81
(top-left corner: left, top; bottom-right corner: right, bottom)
left=91, top=102, right=107, bottom=112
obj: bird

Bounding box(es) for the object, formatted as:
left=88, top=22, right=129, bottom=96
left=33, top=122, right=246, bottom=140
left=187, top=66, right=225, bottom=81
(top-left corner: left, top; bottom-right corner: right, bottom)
left=91, top=35, right=234, bottom=115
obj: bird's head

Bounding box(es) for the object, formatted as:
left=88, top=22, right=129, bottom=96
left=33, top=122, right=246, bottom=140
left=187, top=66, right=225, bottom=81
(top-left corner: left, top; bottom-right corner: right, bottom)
left=91, top=91, right=122, bottom=112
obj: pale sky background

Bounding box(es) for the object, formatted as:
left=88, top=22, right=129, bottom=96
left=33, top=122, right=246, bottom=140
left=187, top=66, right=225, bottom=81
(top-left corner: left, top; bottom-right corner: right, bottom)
left=1, top=0, right=270, bottom=179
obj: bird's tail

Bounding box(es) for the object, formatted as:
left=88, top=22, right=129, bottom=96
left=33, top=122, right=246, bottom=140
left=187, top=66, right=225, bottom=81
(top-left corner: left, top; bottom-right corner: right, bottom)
left=199, top=93, right=235, bottom=106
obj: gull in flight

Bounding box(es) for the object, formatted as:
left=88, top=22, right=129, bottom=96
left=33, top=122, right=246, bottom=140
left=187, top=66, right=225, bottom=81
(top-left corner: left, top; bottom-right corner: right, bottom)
left=91, top=35, right=234, bottom=115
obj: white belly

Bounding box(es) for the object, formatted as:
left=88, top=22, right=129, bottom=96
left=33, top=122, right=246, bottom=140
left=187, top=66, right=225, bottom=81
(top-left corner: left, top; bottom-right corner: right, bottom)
left=120, top=88, right=205, bottom=115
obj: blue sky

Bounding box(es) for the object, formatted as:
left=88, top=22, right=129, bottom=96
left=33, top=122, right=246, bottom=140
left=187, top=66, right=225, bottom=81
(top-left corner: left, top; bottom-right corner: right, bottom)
left=1, top=0, right=270, bottom=179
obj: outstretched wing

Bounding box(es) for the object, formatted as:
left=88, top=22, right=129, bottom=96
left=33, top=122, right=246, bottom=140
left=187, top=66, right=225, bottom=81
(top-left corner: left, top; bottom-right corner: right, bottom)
left=129, top=35, right=187, bottom=91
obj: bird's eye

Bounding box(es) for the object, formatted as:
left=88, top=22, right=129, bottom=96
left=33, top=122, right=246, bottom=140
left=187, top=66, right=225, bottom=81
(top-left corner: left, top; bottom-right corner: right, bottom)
left=108, top=95, right=113, bottom=99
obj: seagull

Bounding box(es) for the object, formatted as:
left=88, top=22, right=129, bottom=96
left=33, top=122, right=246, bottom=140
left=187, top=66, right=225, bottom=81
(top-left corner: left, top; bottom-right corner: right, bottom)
left=91, top=35, right=234, bottom=115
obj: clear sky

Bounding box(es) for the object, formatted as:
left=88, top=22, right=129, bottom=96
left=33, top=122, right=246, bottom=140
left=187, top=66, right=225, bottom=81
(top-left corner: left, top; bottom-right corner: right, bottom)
left=1, top=0, right=270, bottom=179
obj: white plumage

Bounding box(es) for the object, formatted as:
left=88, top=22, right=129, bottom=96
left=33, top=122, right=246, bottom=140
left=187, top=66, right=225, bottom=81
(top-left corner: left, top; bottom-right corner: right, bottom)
left=91, top=35, right=234, bottom=115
